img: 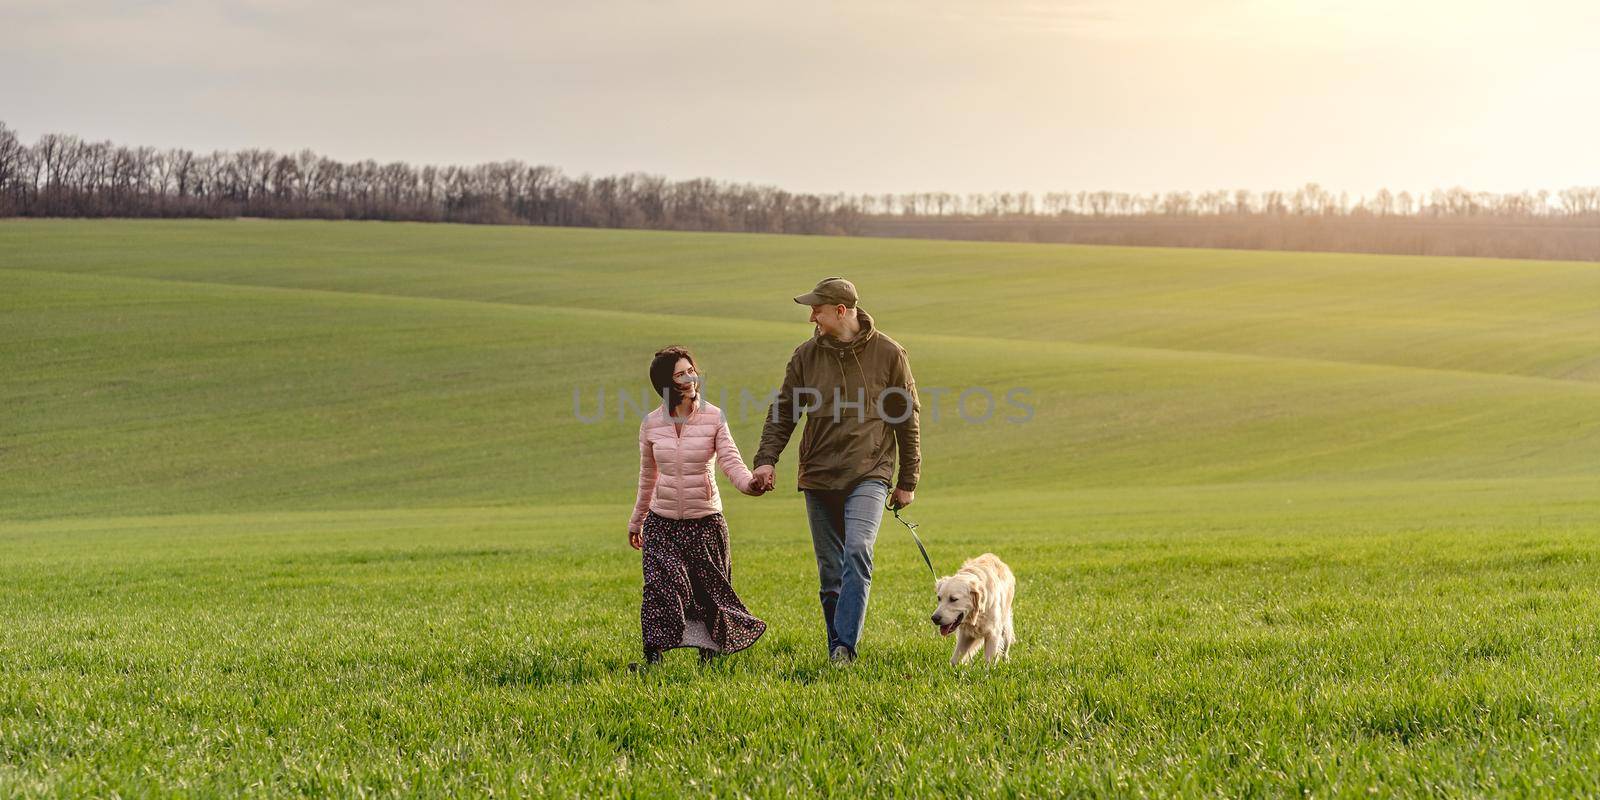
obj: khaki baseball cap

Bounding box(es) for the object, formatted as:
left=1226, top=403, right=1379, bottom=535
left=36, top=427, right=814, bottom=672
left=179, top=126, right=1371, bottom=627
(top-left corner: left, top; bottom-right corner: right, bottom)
left=793, top=276, right=858, bottom=308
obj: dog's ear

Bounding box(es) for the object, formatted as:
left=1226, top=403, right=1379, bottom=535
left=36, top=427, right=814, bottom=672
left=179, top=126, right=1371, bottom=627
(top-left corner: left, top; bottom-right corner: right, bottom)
left=968, top=578, right=985, bottom=615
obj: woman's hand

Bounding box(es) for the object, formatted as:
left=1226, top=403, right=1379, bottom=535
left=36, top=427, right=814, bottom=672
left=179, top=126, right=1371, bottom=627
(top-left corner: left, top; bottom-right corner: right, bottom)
left=628, top=529, right=643, bottom=550
left=751, top=464, right=776, bottom=492
left=740, top=468, right=769, bottom=497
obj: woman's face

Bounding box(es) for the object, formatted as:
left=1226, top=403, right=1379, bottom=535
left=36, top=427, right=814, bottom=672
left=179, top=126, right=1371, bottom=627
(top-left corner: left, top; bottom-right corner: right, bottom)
left=672, top=357, right=699, bottom=400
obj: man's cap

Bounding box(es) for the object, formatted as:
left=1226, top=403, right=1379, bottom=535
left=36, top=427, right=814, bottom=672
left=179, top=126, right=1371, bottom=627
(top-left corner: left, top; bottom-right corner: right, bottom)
left=793, top=276, right=858, bottom=308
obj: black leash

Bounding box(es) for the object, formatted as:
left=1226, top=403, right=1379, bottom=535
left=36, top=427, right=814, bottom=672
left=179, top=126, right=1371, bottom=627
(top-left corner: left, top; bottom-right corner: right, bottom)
left=887, top=502, right=937, bottom=580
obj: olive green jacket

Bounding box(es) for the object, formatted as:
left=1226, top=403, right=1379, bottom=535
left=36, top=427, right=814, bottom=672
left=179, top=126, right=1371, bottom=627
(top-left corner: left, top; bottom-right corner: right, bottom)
left=754, top=309, right=921, bottom=492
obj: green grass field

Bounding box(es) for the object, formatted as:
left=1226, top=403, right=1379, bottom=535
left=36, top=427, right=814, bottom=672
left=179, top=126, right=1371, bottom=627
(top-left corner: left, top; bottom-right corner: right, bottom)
left=4, top=218, right=1600, bottom=796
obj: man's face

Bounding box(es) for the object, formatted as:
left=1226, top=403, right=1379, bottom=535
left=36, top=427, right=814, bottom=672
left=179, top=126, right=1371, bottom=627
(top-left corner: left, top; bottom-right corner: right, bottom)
left=809, top=303, right=847, bottom=336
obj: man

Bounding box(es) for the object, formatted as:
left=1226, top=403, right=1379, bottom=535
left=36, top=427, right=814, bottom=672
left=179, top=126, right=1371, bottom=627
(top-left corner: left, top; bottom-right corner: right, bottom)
left=752, top=277, right=921, bottom=664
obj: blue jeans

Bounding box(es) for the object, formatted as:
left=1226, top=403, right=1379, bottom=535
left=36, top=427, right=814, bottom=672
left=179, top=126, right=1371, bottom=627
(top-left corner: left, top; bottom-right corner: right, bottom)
left=804, top=479, right=890, bottom=656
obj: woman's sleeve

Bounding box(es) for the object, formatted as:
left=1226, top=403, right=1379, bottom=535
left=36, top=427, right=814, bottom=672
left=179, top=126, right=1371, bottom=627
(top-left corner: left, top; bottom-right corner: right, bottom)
left=629, top=420, right=658, bottom=534
left=714, top=415, right=754, bottom=493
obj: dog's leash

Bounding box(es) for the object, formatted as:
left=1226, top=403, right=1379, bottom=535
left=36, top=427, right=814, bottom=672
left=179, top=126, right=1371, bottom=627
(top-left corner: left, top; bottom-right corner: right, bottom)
left=887, top=501, right=937, bottom=580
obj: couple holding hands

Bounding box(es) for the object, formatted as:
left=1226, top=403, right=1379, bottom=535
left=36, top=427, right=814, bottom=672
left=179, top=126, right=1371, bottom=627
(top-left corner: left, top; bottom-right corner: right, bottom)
left=627, top=277, right=921, bottom=667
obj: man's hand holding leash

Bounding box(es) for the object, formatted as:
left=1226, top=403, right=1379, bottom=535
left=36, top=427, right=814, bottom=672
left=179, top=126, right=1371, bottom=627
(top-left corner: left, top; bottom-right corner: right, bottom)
left=890, top=488, right=915, bottom=510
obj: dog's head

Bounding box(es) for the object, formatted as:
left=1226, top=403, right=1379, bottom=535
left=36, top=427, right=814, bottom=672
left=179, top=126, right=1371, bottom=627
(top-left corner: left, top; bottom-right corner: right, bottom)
left=930, top=574, right=982, bottom=637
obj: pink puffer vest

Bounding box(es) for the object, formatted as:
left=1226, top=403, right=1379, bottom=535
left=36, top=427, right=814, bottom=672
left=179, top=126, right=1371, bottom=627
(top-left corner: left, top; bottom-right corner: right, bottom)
left=629, top=402, right=754, bottom=534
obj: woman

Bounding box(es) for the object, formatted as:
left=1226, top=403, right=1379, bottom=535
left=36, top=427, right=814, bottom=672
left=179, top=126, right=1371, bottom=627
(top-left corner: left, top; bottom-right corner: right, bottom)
left=628, top=345, right=768, bottom=666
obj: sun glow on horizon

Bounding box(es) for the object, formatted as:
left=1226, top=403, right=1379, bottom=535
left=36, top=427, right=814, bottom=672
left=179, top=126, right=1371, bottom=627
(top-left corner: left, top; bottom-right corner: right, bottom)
left=4, top=0, right=1597, bottom=196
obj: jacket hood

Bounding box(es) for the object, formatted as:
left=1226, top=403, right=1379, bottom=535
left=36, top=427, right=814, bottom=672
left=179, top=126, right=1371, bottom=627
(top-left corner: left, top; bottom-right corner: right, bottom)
left=815, top=308, right=878, bottom=354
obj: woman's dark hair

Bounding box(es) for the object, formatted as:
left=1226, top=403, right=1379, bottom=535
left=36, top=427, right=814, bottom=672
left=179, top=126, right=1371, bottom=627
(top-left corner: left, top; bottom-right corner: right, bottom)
left=649, top=345, right=698, bottom=410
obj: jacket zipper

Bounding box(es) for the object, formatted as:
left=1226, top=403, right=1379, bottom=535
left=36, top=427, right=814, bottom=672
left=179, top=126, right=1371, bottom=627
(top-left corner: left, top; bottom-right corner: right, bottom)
left=835, top=349, right=868, bottom=420
left=835, top=352, right=848, bottom=414
left=673, top=407, right=686, bottom=518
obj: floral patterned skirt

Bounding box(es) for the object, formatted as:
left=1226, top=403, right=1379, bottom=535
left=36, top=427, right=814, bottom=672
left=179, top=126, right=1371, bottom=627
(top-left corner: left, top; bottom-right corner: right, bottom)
left=640, top=511, right=766, bottom=655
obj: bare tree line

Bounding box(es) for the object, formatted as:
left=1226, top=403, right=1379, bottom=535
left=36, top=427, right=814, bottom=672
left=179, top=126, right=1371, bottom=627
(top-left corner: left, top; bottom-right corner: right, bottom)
left=4, top=122, right=1599, bottom=260
left=865, top=183, right=1600, bottom=219
left=0, top=123, right=862, bottom=234
left=861, top=183, right=1600, bottom=261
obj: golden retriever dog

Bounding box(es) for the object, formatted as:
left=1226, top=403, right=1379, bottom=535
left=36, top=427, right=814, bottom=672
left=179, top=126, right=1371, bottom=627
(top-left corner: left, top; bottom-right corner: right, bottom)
left=930, top=553, right=1015, bottom=666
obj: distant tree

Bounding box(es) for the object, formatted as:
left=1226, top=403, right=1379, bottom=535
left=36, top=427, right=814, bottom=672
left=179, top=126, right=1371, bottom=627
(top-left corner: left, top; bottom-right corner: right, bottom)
left=1232, top=189, right=1254, bottom=215
left=0, top=122, right=22, bottom=209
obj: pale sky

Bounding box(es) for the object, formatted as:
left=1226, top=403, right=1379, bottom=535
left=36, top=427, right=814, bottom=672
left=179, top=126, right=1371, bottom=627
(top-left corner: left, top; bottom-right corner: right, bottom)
left=6, top=0, right=1599, bottom=197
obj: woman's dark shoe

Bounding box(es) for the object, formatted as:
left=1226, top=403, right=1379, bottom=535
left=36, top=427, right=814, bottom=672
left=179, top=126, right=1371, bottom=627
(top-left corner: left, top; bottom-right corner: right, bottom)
left=698, top=648, right=721, bottom=664
left=629, top=648, right=664, bottom=672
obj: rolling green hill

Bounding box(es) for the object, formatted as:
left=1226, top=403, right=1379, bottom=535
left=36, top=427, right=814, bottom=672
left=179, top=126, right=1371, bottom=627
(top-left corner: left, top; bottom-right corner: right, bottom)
left=5, top=218, right=1600, bottom=518
left=4, top=219, right=1600, bottom=796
